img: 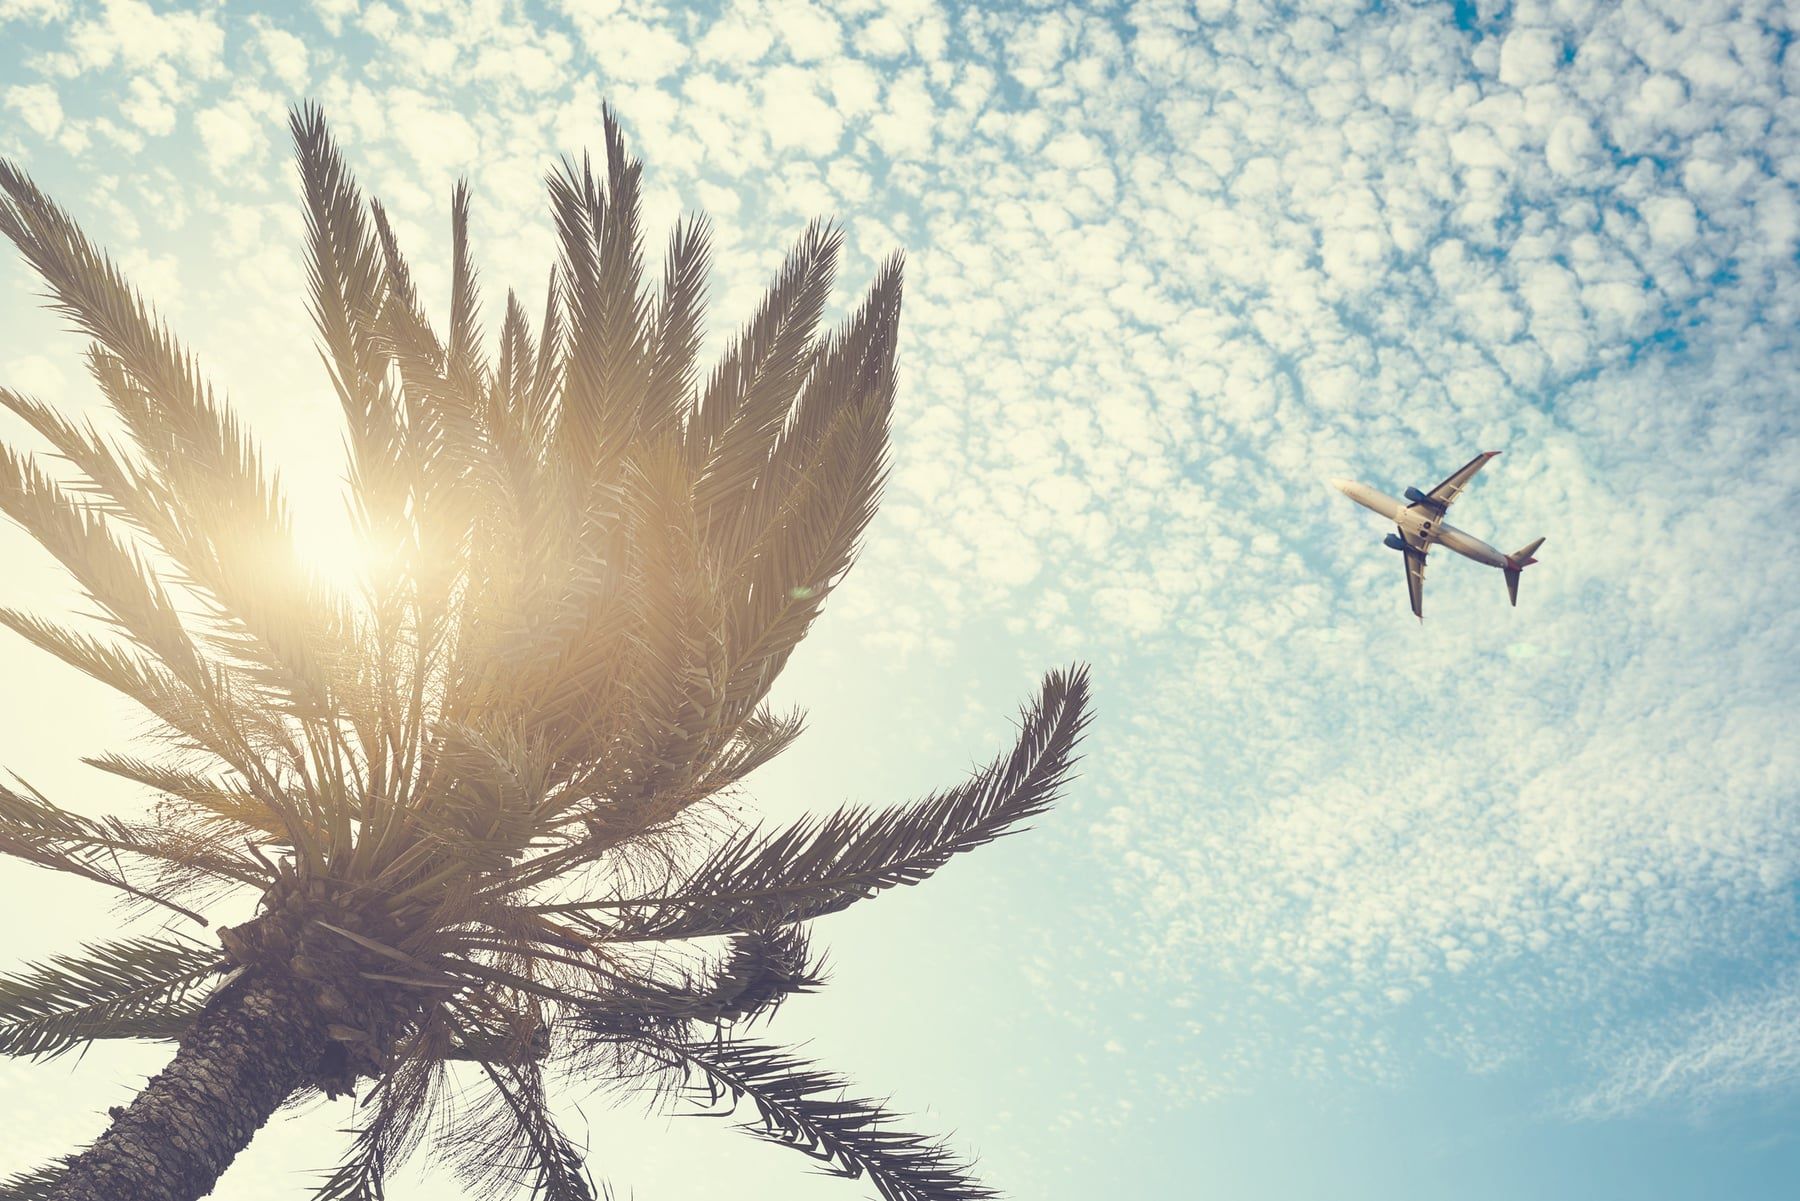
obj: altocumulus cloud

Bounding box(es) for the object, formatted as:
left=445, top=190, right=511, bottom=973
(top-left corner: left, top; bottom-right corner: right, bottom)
left=0, top=0, right=1797, bottom=1127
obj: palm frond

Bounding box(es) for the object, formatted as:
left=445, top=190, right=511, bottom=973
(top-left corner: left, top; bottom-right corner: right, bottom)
left=685, top=221, right=839, bottom=480
left=0, top=385, right=168, bottom=539
left=0, top=933, right=219, bottom=1060
left=714, top=253, right=901, bottom=726
left=0, top=104, right=1077, bottom=1201
left=619, top=1031, right=996, bottom=1201
left=0, top=778, right=218, bottom=922
left=581, top=926, right=821, bottom=1034
left=529, top=266, right=565, bottom=442
left=291, top=100, right=401, bottom=519
left=82, top=752, right=290, bottom=841
left=0, top=448, right=312, bottom=797
left=552, top=666, right=1091, bottom=939
left=695, top=704, right=806, bottom=796
left=0, top=444, right=208, bottom=683
left=363, top=191, right=476, bottom=644
left=0, top=609, right=224, bottom=756
left=0, top=1158, right=70, bottom=1200
left=496, top=290, right=538, bottom=412
left=447, top=179, right=487, bottom=387
left=640, top=214, right=710, bottom=440
left=314, top=1010, right=453, bottom=1201
left=0, top=161, right=348, bottom=715
left=550, top=108, right=652, bottom=478
left=312, top=1143, right=387, bottom=1201
left=446, top=1054, right=595, bottom=1201
left=608, top=444, right=729, bottom=806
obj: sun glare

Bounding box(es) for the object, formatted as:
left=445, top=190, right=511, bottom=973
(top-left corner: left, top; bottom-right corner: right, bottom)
left=290, top=497, right=394, bottom=600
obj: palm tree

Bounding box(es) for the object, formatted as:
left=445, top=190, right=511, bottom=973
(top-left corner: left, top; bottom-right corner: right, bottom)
left=0, top=105, right=1089, bottom=1201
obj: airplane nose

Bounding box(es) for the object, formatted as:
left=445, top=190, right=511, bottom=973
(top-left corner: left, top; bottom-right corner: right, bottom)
left=1328, top=477, right=1355, bottom=494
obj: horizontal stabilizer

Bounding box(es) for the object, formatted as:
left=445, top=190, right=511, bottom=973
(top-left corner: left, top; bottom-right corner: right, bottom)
left=1504, top=537, right=1544, bottom=606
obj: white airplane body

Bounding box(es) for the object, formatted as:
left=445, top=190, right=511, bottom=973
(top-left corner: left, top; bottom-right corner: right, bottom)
left=1330, top=451, right=1543, bottom=620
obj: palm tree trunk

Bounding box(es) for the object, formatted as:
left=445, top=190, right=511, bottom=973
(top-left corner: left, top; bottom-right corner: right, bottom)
left=49, top=969, right=327, bottom=1201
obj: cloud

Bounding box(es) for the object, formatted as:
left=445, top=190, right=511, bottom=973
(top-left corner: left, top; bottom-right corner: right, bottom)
left=309, top=0, right=357, bottom=34
left=760, top=65, right=844, bottom=155
left=116, top=247, right=180, bottom=308
left=769, top=0, right=843, bottom=62
left=3, top=82, right=61, bottom=137
left=0, top=0, right=1797, bottom=1147
left=867, top=68, right=935, bottom=159
left=1571, top=967, right=1800, bottom=1118
left=0, top=0, right=67, bottom=22
left=195, top=94, right=274, bottom=178
left=1, top=352, right=65, bottom=398
left=382, top=88, right=479, bottom=181
left=257, top=25, right=308, bottom=91
left=1498, top=27, right=1563, bottom=87
left=56, top=0, right=223, bottom=77
left=121, top=63, right=180, bottom=135
left=854, top=15, right=910, bottom=59
left=1641, top=193, right=1700, bottom=249
left=560, top=5, right=689, bottom=84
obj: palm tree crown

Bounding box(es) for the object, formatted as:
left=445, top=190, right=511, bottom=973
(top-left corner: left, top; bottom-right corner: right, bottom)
left=0, top=104, right=1091, bottom=1201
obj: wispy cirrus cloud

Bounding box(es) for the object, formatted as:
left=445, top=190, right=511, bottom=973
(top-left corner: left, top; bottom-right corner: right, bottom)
left=1571, top=967, right=1800, bottom=1119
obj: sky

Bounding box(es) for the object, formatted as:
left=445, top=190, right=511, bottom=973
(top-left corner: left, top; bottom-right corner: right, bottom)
left=1, top=0, right=1798, bottom=1198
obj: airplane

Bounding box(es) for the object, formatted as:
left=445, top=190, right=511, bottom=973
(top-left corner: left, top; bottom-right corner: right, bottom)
left=1329, top=451, right=1543, bottom=621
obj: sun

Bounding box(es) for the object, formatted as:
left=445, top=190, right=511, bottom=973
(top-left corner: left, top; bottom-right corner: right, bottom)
left=288, top=489, right=396, bottom=599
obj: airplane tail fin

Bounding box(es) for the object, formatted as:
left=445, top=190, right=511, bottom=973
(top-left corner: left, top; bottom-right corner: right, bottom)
left=1503, top=537, right=1545, bottom=607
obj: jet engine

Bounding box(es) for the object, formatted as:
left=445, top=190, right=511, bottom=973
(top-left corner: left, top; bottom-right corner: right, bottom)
left=1383, top=533, right=1407, bottom=552
left=1403, top=486, right=1444, bottom=510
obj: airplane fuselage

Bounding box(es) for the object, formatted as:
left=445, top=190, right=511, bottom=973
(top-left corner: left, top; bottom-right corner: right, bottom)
left=1330, top=453, right=1542, bottom=618
left=1331, top=479, right=1509, bottom=568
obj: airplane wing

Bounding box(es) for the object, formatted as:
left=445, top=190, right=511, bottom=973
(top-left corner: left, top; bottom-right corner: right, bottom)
left=1414, top=450, right=1500, bottom=513
left=1399, top=527, right=1428, bottom=619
